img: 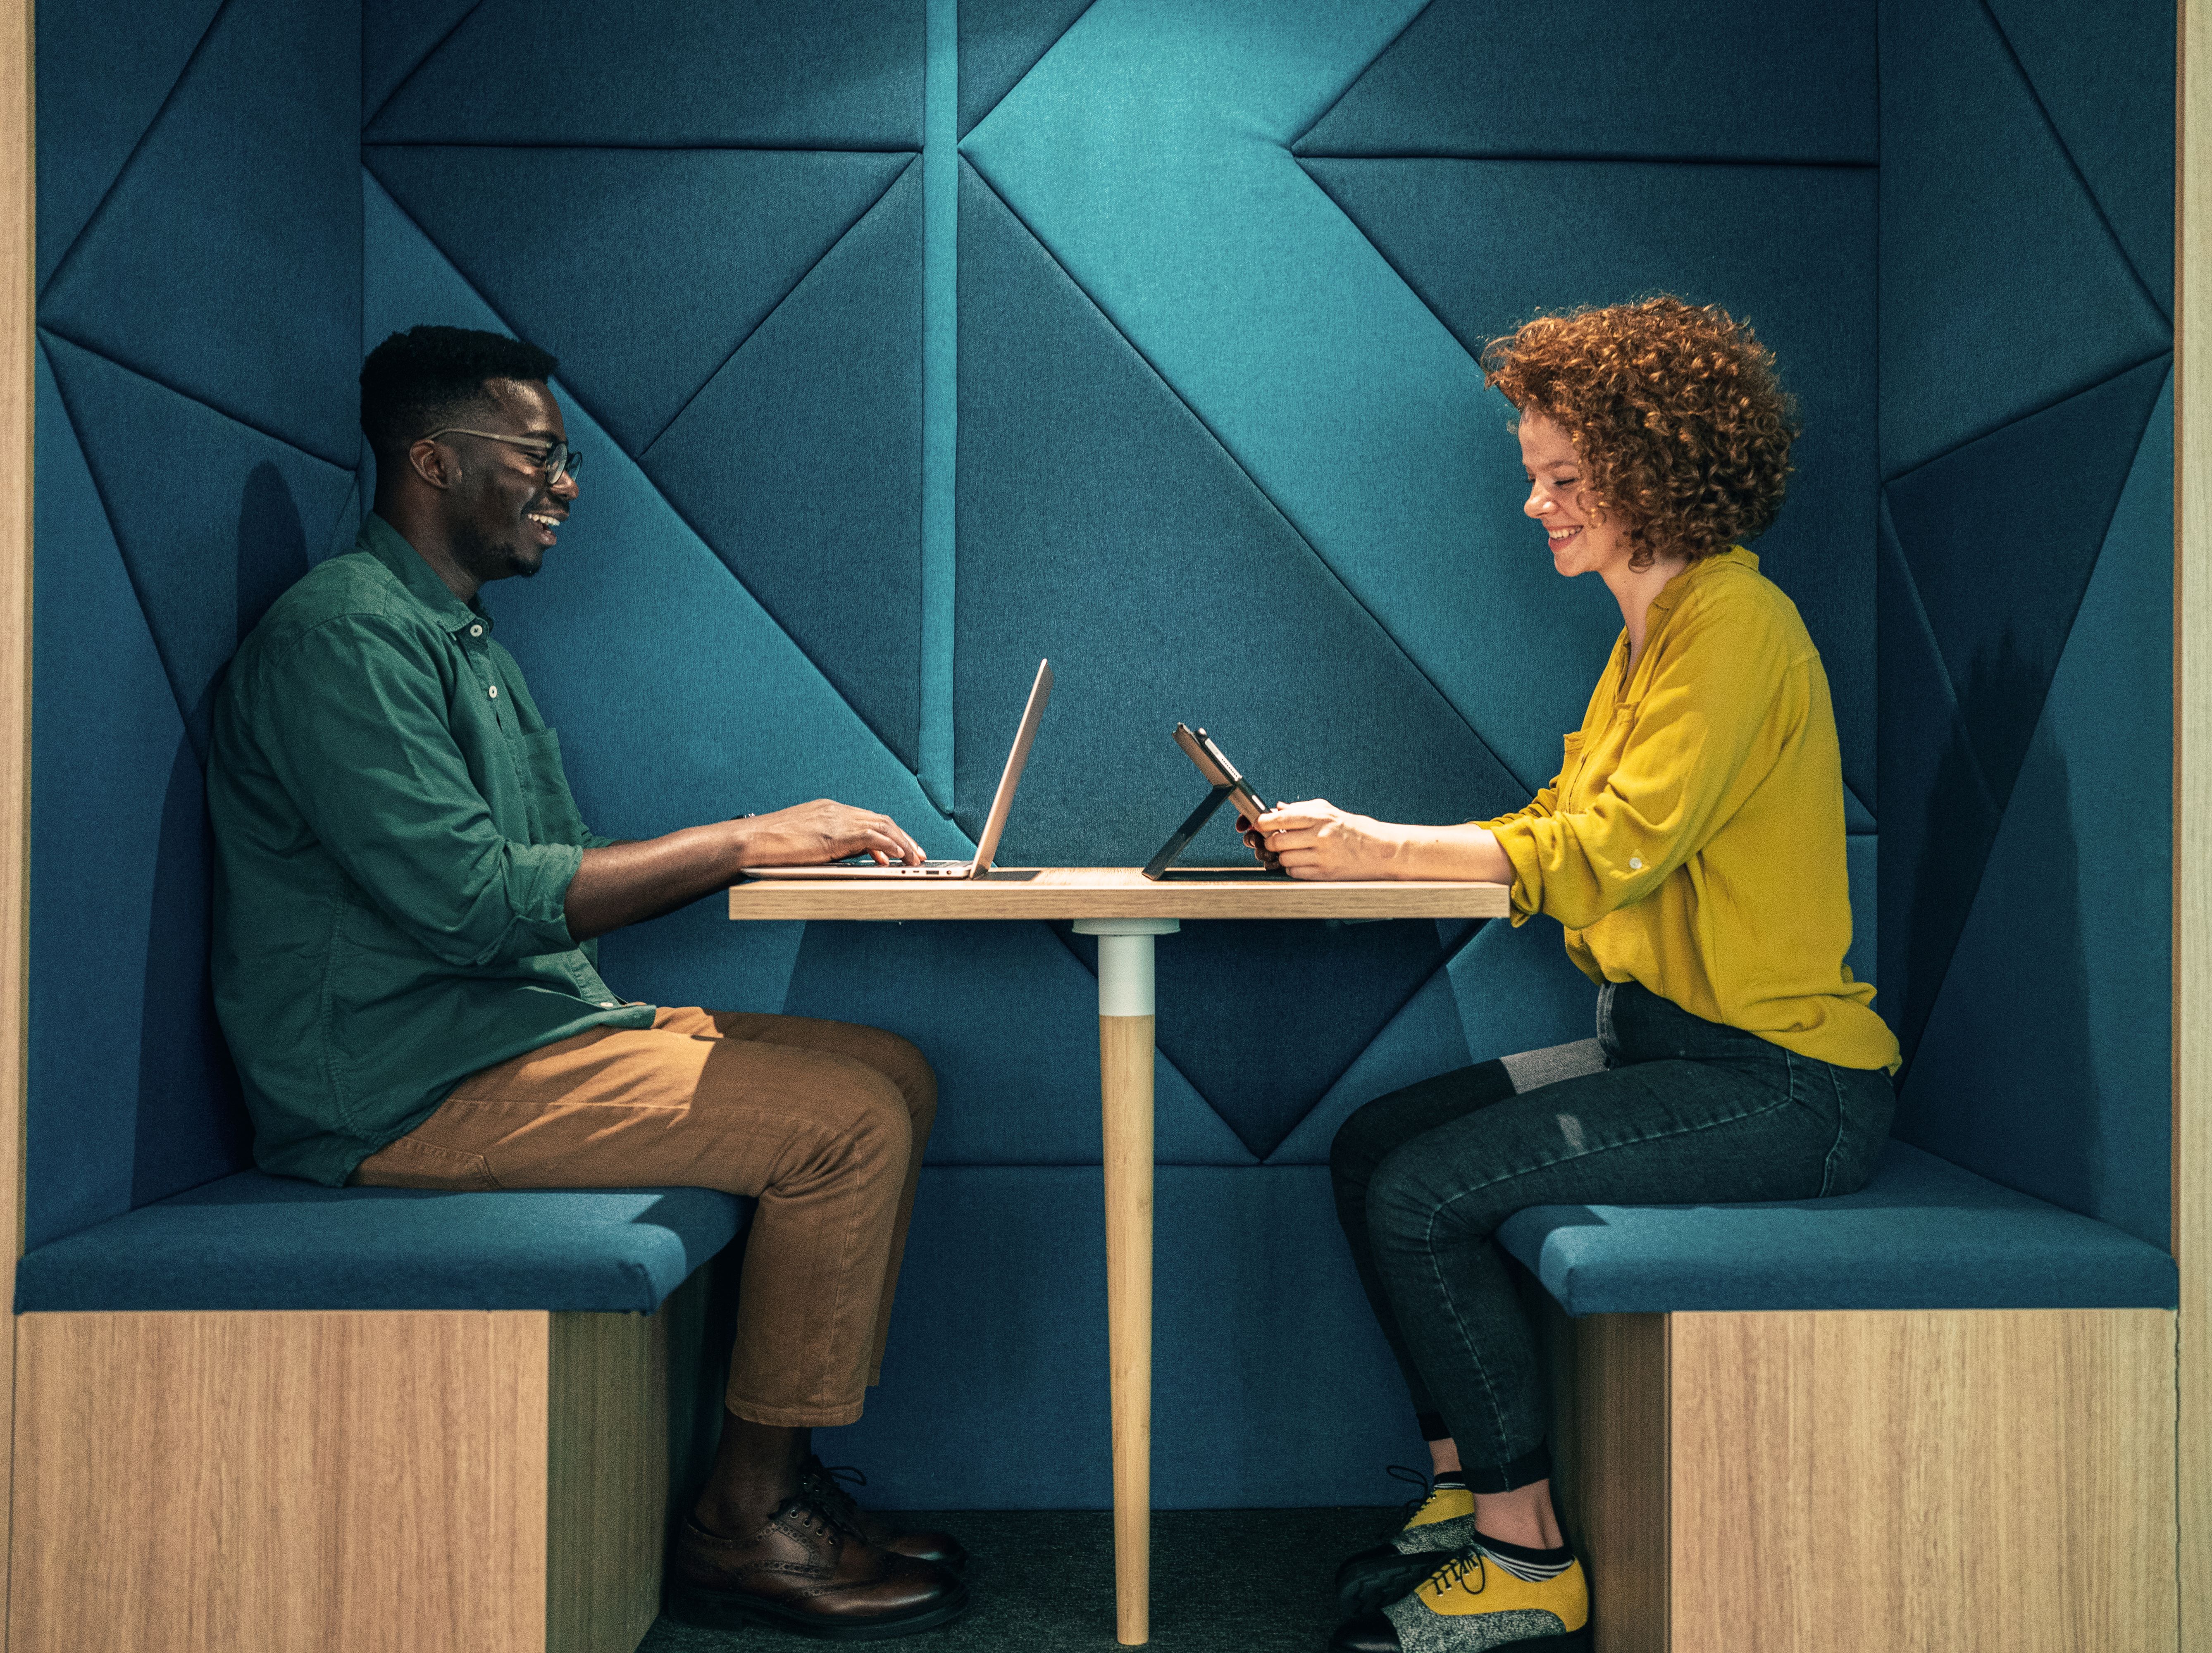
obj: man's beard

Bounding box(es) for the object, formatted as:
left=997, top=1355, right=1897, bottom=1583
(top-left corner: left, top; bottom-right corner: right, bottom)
left=453, top=518, right=543, bottom=580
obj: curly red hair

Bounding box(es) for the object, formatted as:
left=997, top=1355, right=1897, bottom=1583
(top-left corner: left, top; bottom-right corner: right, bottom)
left=1481, top=296, right=1798, bottom=569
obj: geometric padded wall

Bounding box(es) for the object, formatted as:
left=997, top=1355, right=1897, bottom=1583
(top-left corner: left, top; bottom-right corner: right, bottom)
left=29, top=0, right=358, bottom=1247
left=41, top=0, right=2165, bottom=1512
left=1879, top=0, right=2174, bottom=1248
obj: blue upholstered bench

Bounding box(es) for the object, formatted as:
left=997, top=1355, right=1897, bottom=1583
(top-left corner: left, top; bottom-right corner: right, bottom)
left=13, top=1173, right=748, bottom=1314
left=1499, top=1139, right=2179, bottom=1315
left=11, top=1174, right=752, bottom=1651
left=1488, top=1136, right=2179, bottom=1652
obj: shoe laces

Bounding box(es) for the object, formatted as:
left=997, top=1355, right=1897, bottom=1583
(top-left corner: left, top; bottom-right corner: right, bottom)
left=798, top=1456, right=869, bottom=1525
left=1425, top=1551, right=1489, bottom=1598
left=1385, top=1462, right=1453, bottom=1525
left=775, top=1489, right=867, bottom=1544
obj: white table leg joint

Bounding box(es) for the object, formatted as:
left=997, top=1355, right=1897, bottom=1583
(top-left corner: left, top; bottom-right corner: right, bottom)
left=1074, top=917, right=1180, bottom=1017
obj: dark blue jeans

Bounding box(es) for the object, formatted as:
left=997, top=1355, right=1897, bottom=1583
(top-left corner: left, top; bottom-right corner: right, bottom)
left=1329, top=979, right=1895, bottom=1492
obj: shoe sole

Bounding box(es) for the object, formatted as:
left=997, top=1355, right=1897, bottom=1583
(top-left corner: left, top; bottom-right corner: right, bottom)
left=665, top=1578, right=971, bottom=1641
left=1335, top=1551, right=1444, bottom=1620
left=1332, top=1609, right=1591, bottom=1653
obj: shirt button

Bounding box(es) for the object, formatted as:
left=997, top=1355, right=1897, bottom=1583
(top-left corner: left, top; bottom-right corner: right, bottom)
left=598, top=1001, right=616, bottom=1009
left=488, top=685, right=499, bottom=699
left=1628, top=857, right=1643, bottom=871
left=469, top=624, right=483, bottom=637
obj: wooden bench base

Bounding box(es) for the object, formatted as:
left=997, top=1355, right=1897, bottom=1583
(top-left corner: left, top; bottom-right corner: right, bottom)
left=1552, top=1308, right=2178, bottom=1652
left=9, top=1301, right=689, bottom=1653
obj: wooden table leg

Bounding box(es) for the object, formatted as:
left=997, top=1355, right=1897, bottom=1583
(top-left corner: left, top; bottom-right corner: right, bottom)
left=1075, top=916, right=1178, bottom=1646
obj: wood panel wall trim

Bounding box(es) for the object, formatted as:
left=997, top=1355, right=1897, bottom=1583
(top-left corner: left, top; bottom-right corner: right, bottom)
left=8, top=1310, right=555, bottom=1653
left=0, top=0, right=31, bottom=1645
left=1669, top=1309, right=2178, bottom=1653
left=2181, top=2, right=2211, bottom=1646
left=546, top=1309, right=669, bottom=1653
left=1570, top=1314, right=1668, bottom=1653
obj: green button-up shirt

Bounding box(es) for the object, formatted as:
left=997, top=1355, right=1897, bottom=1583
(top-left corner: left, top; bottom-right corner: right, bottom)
left=209, top=513, right=654, bottom=1185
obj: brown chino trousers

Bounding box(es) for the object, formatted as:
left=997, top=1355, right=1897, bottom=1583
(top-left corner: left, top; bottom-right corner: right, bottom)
left=353, top=1007, right=937, bottom=1428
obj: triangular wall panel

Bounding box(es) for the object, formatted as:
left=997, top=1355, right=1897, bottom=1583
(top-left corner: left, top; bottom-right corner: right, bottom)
left=1878, top=0, right=2169, bottom=475
left=642, top=163, right=926, bottom=770
left=1895, top=374, right=2174, bottom=1246
left=35, top=0, right=224, bottom=291
left=362, top=0, right=479, bottom=125
left=1884, top=354, right=2167, bottom=818
left=363, top=172, right=962, bottom=1033
left=42, top=335, right=358, bottom=756
left=28, top=350, right=195, bottom=1246
left=782, top=919, right=1255, bottom=1167
left=39, top=0, right=360, bottom=465
left=1986, top=0, right=2174, bottom=316
left=1297, top=0, right=1875, bottom=163
left=1061, top=918, right=1467, bottom=1162
left=1304, top=155, right=1880, bottom=811
left=1270, top=914, right=1599, bottom=1164
left=956, top=162, right=1522, bottom=866
left=1876, top=501, right=2002, bottom=1062
left=367, top=0, right=922, bottom=147
left=958, top=0, right=1098, bottom=137
left=366, top=146, right=913, bottom=456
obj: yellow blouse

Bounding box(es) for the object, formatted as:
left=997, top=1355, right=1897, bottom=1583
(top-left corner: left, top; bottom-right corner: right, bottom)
left=1479, top=547, right=1900, bottom=1074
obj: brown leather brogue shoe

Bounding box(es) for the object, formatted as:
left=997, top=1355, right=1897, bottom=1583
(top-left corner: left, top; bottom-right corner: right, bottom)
left=800, top=1455, right=970, bottom=1572
left=665, top=1496, right=968, bottom=1639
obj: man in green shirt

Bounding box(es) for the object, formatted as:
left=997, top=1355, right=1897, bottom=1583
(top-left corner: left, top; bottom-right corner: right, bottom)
left=210, top=326, right=966, bottom=1638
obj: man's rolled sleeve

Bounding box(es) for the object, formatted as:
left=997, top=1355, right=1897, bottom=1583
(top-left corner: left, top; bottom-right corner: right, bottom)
left=249, top=615, right=584, bottom=968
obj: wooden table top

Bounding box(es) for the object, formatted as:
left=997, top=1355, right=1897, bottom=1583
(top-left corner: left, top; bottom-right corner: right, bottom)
left=727, top=866, right=1511, bottom=921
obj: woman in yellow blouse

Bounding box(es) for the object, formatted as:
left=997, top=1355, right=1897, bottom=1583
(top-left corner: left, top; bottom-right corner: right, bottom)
left=1264, top=298, right=1901, bottom=1653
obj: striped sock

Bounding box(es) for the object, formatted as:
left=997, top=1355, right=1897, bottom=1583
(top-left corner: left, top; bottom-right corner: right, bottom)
left=1469, top=1532, right=1575, bottom=1582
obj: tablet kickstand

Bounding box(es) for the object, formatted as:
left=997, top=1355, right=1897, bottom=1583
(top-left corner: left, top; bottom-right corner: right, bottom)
left=1140, top=784, right=1238, bottom=880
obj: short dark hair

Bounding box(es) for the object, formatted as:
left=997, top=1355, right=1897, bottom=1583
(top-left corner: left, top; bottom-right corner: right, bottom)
left=359, top=325, right=560, bottom=464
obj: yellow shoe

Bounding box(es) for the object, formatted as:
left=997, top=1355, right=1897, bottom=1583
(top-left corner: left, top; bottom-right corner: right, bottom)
left=1334, top=1474, right=1480, bottom=1618
left=1333, top=1540, right=1590, bottom=1652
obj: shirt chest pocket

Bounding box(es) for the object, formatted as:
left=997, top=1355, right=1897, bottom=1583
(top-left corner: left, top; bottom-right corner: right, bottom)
left=516, top=727, right=589, bottom=846
left=1566, top=703, right=1641, bottom=806
left=1555, top=731, right=1589, bottom=803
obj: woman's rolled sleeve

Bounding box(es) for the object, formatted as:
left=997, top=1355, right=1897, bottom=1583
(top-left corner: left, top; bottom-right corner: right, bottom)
left=1484, top=594, right=1794, bottom=931
left=1486, top=796, right=1682, bottom=929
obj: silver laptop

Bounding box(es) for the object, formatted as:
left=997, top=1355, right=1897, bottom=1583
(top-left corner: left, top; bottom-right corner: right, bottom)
left=744, top=659, right=1052, bottom=879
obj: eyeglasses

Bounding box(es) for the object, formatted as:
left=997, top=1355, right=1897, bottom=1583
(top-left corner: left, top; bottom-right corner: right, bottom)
left=423, top=427, right=583, bottom=487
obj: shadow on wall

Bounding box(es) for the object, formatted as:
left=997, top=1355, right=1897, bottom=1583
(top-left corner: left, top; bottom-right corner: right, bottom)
left=130, top=462, right=312, bottom=1206
left=1893, top=631, right=2100, bottom=1215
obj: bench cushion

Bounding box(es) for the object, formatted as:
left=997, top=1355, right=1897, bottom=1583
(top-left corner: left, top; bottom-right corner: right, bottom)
left=14, top=1172, right=748, bottom=1313
left=1497, top=1140, right=2178, bottom=1315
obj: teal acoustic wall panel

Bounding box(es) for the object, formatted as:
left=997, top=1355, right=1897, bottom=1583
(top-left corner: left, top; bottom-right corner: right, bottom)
left=1879, top=0, right=2174, bottom=1246
left=1879, top=0, right=2169, bottom=478
left=35, top=0, right=2172, bottom=1510
left=1986, top=0, right=2174, bottom=316
left=40, top=0, right=361, bottom=466
left=30, top=0, right=361, bottom=1250
left=1301, top=156, right=1878, bottom=808
left=365, top=0, right=923, bottom=148
left=1297, top=0, right=1876, bottom=164
left=33, top=0, right=222, bottom=291
left=818, top=1165, right=1429, bottom=1510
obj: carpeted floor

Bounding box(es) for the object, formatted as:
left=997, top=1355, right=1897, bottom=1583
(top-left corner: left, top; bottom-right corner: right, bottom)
left=638, top=1506, right=1394, bottom=1652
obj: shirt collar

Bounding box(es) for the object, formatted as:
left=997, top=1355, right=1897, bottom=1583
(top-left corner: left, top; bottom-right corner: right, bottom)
left=357, top=512, right=493, bottom=636
left=1647, top=544, right=1758, bottom=614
